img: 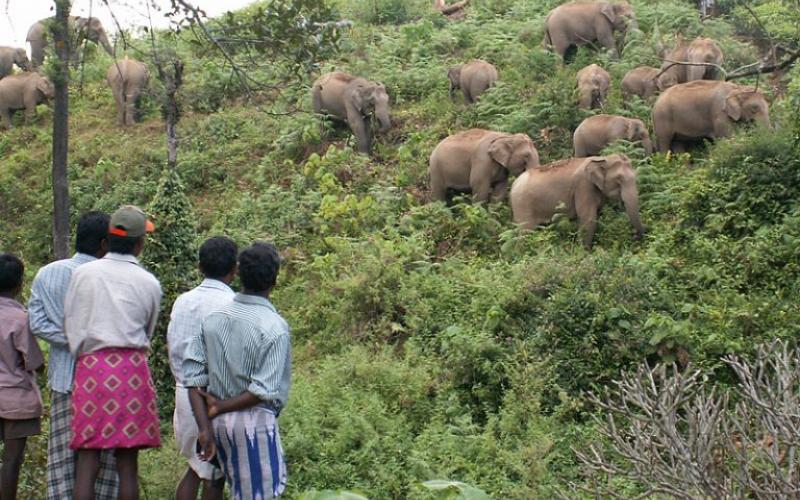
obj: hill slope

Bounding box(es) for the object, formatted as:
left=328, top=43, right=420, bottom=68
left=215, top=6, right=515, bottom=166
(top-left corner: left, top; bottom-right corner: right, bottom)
left=2, top=0, right=799, bottom=497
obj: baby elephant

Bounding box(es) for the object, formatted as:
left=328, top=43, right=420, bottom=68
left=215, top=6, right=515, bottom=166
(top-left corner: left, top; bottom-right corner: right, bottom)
left=573, top=114, right=652, bottom=157
left=621, top=66, right=677, bottom=101
left=576, top=64, right=610, bottom=109
left=0, top=47, right=31, bottom=79
left=312, top=71, right=391, bottom=155
left=510, top=154, right=645, bottom=248
left=0, top=72, right=54, bottom=129
left=448, top=59, right=498, bottom=104
left=106, top=58, right=149, bottom=126
left=429, top=128, right=539, bottom=203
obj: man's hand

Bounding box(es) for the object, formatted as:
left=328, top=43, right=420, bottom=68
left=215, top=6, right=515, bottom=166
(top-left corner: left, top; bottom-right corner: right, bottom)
left=197, top=428, right=216, bottom=461
left=198, top=389, right=221, bottom=419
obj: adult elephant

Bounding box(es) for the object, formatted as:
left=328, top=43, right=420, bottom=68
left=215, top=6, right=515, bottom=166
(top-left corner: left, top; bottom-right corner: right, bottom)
left=660, top=37, right=724, bottom=84
left=0, top=47, right=31, bottom=79
left=543, top=1, right=637, bottom=60
left=312, top=71, right=391, bottom=155
left=107, top=58, right=149, bottom=126
left=576, top=64, right=610, bottom=109
left=621, top=65, right=677, bottom=101
left=448, top=59, right=498, bottom=104
left=0, top=72, right=54, bottom=128
left=429, top=129, right=539, bottom=203
left=652, top=80, right=770, bottom=153
left=574, top=114, right=652, bottom=157
left=510, top=154, right=644, bottom=248
left=27, top=16, right=113, bottom=67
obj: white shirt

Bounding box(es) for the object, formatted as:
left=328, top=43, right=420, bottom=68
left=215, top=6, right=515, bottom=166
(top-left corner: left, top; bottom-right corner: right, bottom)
left=166, top=278, right=234, bottom=386
left=64, top=253, right=162, bottom=356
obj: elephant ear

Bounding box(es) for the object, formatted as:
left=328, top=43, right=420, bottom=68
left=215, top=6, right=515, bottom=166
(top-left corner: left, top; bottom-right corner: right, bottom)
left=488, top=136, right=514, bottom=169
left=724, top=91, right=742, bottom=121
left=584, top=157, right=608, bottom=191
left=36, top=77, right=52, bottom=97
left=448, top=65, right=462, bottom=88
left=349, top=84, right=367, bottom=112
left=600, top=3, right=617, bottom=25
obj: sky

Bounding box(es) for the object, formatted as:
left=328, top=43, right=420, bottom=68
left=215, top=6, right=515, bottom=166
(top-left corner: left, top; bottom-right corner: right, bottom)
left=0, top=0, right=257, bottom=48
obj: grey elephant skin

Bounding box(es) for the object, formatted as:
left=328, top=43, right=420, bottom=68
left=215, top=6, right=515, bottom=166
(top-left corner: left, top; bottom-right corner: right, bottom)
left=652, top=80, right=770, bottom=153
left=0, top=72, right=54, bottom=128
left=574, top=114, right=653, bottom=157
left=0, top=47, right=31, bottom=79
left=576, top=64, right=610, bottom=109
left=543, top=1, right=637, bottom=60
left=660, top=37, right=724, bottom=84
left=26, top=16, right=113, bottom=67
left=621, top=66, right=677, bottom=102
left=448, top=59, right=498, bottom=104
left=312, top=71, right=391, bottom=155
left=428, top=128, right=539, bottom=203
left=510, top=154, right=644, bottom=248
left=107, top=58, right=149, bottom=126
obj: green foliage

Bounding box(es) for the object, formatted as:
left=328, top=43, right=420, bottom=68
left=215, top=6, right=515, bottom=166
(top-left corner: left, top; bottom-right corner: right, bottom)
left=4, top=0, right=800, bottom=498
left=143, top=169, right=199, bottom=421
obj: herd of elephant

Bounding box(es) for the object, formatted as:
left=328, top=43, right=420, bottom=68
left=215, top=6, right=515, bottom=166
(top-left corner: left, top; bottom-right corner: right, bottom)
left=0, top=16, right=148, bottom=128
left=0, top=2, right=773, bottom=248
left=312, top=0, right=773, bottom=248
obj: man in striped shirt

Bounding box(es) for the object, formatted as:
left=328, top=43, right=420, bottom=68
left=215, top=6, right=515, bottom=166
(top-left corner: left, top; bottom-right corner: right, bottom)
left=184, top=242, right=292, bottom=499
left=28, top=212, right=119, bottom=500
left=168, top=237, right=237, bottom=500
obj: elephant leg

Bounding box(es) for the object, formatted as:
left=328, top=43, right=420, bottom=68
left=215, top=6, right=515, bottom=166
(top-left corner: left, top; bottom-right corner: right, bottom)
left=24, top=104, right=37, bottom=125
left=596, top=25, right=618, bottom=57
left=351, top=121, right=371, bottom=154
left=429, top=173, right=447, bottom=202
left=576, top=200, right=600, bottom=249
left=471, top=178, right=492, bottom=204
left=490, top=179, right=509, bottom=203
left=552, top=34, right=571, bottom=61
left=30, top=43, right=44, bottom=67
left=0, top=109, right=13, bottom=129
left=125, top=93, right=138, bottom=125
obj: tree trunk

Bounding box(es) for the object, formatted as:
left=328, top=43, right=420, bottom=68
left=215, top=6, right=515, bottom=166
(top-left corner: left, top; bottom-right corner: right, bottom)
left=160, top=60, right=184, bottom=170
left=52, top=0, right=72, bottom=260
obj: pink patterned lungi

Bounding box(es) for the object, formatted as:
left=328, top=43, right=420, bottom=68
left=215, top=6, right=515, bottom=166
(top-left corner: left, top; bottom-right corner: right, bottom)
left=71, top=348, right=161, bottom=450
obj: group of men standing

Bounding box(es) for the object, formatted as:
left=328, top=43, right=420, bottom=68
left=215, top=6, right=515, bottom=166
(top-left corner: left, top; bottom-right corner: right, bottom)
left=0, top=205, right=292, bottom=500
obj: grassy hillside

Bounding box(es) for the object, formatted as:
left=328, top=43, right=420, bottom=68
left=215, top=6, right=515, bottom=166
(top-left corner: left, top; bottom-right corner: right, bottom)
left=1, top=0, right=799, bottom=497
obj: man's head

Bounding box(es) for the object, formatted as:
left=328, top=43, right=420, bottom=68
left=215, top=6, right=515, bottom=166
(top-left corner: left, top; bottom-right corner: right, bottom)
left=0, top=253, right=24, bottom=298
left=199, top=237, right=238, bottom=283
left=238, top=242, right=281, bottom=295
left=108, top=205, right=155, bottom=257
left=76, top=211, right=111, bottom=258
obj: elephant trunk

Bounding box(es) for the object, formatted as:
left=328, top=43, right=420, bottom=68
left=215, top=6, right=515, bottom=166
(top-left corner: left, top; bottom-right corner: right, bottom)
left=98, top=31, right=114, bottom=56
left=375, top=102, right=391, bottom=133
left=642, top=136, right=653, bottom=156
left=628, top=18, right=638, bottom=32
left=756, top=113, right=772, bottom=129
left=621, top=181, right=645, bottom=239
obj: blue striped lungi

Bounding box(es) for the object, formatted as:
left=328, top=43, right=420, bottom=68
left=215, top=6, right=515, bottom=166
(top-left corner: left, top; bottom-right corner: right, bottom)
left=213, top=406, right=287, bottom=499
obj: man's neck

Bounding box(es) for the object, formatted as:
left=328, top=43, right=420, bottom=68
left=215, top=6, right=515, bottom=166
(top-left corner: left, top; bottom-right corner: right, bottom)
left=242, top=289, right=270, bottom=300
left=0, top=291, right=17, bottom=300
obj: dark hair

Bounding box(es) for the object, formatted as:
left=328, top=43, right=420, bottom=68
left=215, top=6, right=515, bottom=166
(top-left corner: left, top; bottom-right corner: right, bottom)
left=0, top=253, right=24, bottom=293
left=238, top=242, right=281, bottom=292
left=199, top=237, right=238, bottom=280
left=75, top=211, right=110, bottom=255
left=108, top=234, right=141, bottom=255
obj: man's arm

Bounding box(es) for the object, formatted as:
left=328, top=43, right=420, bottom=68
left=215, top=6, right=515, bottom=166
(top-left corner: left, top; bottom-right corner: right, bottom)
left=28, top=269, right=69, bottom=346
left=188, top=387, right=216, bottom=461
left=14, top=321, right=45, bottom=372
left=199, top=390, right=262, bottom=418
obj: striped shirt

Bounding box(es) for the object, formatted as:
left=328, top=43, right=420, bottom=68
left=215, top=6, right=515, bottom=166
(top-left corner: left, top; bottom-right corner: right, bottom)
left=183, top=294, right=292, bottom=410
left=166, top=278, right=234, bottom=387
left=28, top=253, right=96, bottom=393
